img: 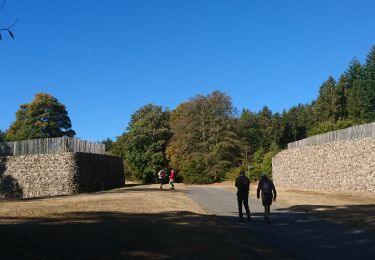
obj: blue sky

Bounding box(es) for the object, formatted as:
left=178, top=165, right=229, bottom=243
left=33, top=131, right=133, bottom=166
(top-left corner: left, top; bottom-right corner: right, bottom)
left=1, top=0, right=374, bottom=141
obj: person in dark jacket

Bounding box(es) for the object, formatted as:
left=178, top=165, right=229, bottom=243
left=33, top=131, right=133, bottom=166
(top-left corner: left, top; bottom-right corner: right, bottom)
left=257, top=173, right=277, bottom=223
left=235, top=170, right=251, bottom=221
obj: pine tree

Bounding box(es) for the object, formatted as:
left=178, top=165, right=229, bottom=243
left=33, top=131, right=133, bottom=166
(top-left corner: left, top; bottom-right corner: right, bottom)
left=345, top=59, right=366, bottom=121
left=336, top=75, right=348, bottom=120
left=363, top=45, right=375, bottom=121
left=313, top=76, right=339, bottom=123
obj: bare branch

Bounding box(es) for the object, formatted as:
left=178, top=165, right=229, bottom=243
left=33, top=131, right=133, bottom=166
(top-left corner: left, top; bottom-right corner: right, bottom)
left=0, top=0, right=18, bottom=40
left=1, top=18, right=19, bottom=30
left=0, top=0, right=6, bottom=12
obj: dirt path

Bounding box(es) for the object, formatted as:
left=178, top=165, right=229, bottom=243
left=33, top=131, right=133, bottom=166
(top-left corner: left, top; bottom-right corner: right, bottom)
left=0, top=184, right=289, bottom=259
left=187, top=185, right=375, bottom=260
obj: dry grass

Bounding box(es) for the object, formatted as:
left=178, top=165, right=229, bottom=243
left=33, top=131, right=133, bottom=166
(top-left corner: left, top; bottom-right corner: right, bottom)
left=0, top=184, right=290, bottom=259
left=0, top=184, right=205, bottom=222
left=211, top=181, right=375, bottom=232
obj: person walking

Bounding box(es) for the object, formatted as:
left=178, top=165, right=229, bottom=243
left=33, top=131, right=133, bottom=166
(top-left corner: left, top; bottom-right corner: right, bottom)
left=158, top=169, right=167, bottom=190
left=235, top=170, right=251, bottom=221
left=169, top=169, right=176, bottom=190
left=257, top=173, right=277, bottom=224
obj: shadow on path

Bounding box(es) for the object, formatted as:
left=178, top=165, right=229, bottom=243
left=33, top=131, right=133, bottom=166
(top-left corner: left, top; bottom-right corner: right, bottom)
left=287, top=204, right=375, bottom=232
left=187, top=186, right=375, bottom=260
left=0, top=211, right=290, bottom=259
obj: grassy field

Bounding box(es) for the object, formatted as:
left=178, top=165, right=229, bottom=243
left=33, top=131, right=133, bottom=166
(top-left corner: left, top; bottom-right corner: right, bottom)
left=0, top=184, right=290, bottom=259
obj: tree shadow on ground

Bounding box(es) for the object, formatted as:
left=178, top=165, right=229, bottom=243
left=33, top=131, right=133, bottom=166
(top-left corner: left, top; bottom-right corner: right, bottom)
left=239, top=205, right=375, bottom=260
left=286, top=204, right=375, bottom=233
left=0, top=157, right=23, bottom=198
left=0, top=211, right=290, bottom=259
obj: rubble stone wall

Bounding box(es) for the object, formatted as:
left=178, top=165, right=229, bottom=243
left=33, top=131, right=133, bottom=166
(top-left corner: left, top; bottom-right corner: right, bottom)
left=272, top=137, right=375, bottom=192
left=0, top=152, right=124, bottom=198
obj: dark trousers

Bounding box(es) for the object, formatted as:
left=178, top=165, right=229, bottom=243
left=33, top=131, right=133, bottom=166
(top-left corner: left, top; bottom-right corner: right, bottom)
left=237, top=194, right=250, bottom=218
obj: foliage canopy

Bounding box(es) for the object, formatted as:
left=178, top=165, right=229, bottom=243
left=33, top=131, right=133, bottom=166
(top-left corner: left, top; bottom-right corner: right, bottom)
left=6, top=93, right=75, bottom=141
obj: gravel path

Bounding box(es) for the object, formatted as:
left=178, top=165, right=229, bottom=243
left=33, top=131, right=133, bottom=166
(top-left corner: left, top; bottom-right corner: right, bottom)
left=187, top=185, right=375, bottom=260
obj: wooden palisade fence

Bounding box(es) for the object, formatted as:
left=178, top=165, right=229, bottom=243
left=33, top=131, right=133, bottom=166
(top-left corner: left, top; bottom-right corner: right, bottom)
left=0, top=136, right=105, bottom=156
left=288, top=122, right=375, bottom=149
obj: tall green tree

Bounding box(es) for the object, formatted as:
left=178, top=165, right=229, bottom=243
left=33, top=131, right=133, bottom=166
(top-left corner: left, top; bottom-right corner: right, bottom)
left=336, top=75, right=348, bottom=120
left=363, top=45, right=375, bottom=121
left=237, top=109, right=262, bottom=155
left=279, top=104, right=314, bottom=147
left=6, top=93, right=75, bottom=141
left=257, top=106, right=273, bottom=150
left=167, top=91, right=241, bottom=183
left=113, top=104, right=172, bottom=182
left=345, top=59, right=366, bottom=121
left=313, top=76, right=339, bottom=123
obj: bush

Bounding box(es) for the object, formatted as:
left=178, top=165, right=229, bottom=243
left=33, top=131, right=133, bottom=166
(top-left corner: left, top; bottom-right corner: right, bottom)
left=180, top=158, right=212, bottom=184
left=226, top=167, right=244, bottom=181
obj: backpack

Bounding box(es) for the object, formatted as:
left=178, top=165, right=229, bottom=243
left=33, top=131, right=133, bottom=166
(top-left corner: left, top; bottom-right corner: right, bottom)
left=262, top=181, right=272, bottom=193
left=241, top=177, right=249, bottom=187
left=238, top=176, right=249, bottom=189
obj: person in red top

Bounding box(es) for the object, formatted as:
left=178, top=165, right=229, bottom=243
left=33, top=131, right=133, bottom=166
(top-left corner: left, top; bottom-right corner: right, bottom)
left=169, top=169, right=175, bottom=190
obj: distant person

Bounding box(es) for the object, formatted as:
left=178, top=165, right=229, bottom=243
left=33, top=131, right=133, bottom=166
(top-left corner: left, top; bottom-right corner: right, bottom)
left=257, top=173, right=277, bottom=224
left=169, top=169, right=175, bottom=190
left=235, top=170, right=251, bottom=221
left=158, top=170, right=167, bottom=190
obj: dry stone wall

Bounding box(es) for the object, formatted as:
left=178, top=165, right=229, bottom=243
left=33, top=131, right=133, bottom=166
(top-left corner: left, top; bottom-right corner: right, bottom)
left=0, top=152, right=124, bottom=198
left=272, top=137, right=375, bottom=192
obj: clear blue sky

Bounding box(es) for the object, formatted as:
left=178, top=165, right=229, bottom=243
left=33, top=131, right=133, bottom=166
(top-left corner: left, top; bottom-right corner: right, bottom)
left=1, top=0, right=374, bottom=141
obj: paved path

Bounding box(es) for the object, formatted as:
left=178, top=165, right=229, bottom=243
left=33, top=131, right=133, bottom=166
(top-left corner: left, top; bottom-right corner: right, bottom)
left=187, top=186, right=375, bottom=260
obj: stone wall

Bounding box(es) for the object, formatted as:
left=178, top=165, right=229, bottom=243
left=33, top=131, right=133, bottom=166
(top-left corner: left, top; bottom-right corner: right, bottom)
left=0, top=152, right=124, bottom=198
left=272, top=137, right=375, bottom=192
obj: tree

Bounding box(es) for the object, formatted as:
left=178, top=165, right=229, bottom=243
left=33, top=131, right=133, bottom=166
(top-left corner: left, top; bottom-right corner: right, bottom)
left=307, top=119, right=357, bottom=136
left=100, top=138, right=114, bottom=152
left=236, top=109, right=262, bottom=165
left=260, top=142, right=281, bottom=176
left=0, top=129, right=5, bottom=142
left=336, top=75, right=348, bottom=120
left=113, top=104, right=172, bottom=182
left=6, top=93, right=76, bottom=141
left=257, top=106, right=273, bottom=150
left=167, top=91, right=241, bottom=183
left=344, top=59, right=366, bottom=121
left=363, top=45, right=375, bottom=121
left=278, top=104, right=314, bottom=147
left=313, top=76, right=339, bottom=123
left=0, top=0, right=18, bottom=40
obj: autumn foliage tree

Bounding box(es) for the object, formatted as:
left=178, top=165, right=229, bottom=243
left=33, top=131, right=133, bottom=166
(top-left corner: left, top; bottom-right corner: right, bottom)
left=6, top=93, right=75, bottom=141
left=166, top=91, right=241, bottom=183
